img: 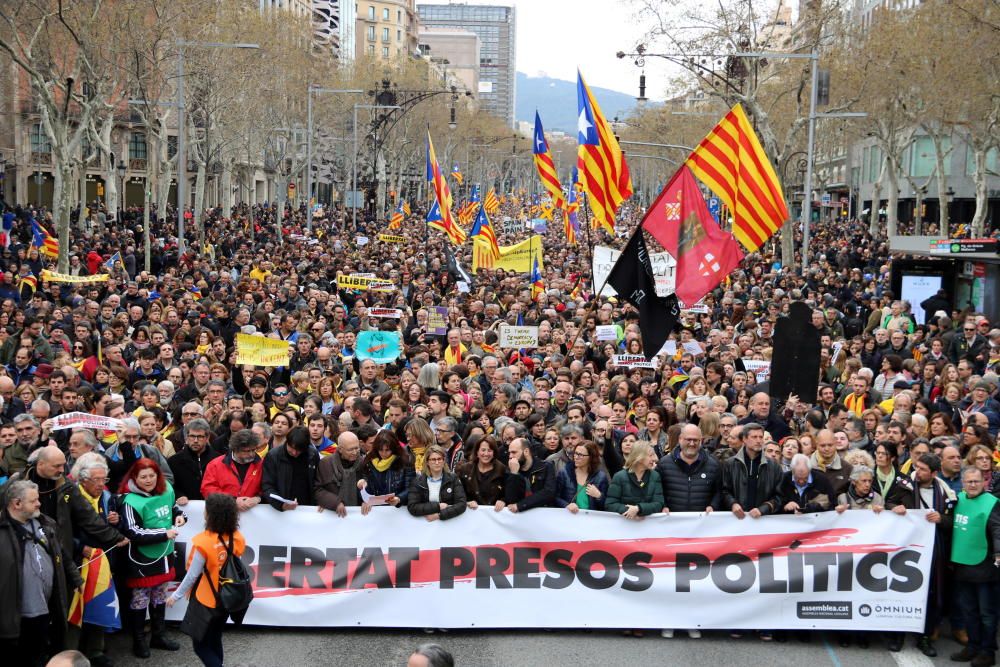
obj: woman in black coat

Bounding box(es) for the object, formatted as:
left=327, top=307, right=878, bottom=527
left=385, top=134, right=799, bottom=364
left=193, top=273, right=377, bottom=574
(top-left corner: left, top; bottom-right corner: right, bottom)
left=408, top=444, right=467, bottom=521
left=456, top=436, right=508, bottom=511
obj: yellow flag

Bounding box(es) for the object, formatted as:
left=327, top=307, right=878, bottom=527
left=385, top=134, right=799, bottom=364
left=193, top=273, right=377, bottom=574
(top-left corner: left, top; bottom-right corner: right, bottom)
left=472, top=235, right=544, bottom=274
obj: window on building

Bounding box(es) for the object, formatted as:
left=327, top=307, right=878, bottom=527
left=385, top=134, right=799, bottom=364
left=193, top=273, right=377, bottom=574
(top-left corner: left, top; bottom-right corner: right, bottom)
left=30, top=123, right=51, bottom=153
left=382, top=46, right=389, bottom=57
left=397, top=9, right=402, bottom=22
left=368, top=44, right=375, bottom=56
left=382, top=7, right=389, bottom=19
left=168, top=136, right=178, bottom=159
left=129, top=132, right=147, bottom=160
left=367, top=25, right=375, bottom=41
left=382, top=27, right=389, bottom=42
left=868, top=146, right=882, bottom=182
left=909, top=136, right=951, bottom=178
left=367, top=5, right=374, bottom=20
left=397, top=29, right=401, bottom=41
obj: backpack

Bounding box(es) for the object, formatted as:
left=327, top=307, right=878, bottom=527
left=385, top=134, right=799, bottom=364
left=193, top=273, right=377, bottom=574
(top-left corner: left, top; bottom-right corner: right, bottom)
left=207, top=534, right=254, bottom=614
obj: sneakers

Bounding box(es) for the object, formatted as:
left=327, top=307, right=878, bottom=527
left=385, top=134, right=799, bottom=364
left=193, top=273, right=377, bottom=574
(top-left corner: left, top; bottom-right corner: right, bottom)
left=660, top=629, right=674, bottom=638
left=951, top=646, right=977, bottom=662
left=663, top=628, right=701, bottom=639
left=688, top=629, right=702, bottom=639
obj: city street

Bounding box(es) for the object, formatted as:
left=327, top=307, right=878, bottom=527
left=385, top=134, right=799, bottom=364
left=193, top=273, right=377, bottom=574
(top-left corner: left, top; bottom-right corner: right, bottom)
left=108, top=627, right=962, bottom=667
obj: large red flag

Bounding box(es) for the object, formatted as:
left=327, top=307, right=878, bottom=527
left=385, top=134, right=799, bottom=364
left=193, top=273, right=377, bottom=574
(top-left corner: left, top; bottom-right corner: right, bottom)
left=643, top=165, right=743, bottom=307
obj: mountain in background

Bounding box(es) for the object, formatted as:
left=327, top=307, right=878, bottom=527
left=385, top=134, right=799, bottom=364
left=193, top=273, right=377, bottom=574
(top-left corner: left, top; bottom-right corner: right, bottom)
left=515, top=72, right=640, bottom=134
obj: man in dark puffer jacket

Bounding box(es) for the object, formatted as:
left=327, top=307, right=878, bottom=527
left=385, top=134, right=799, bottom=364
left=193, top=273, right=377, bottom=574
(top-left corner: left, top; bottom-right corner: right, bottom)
left=657, top=423, right=721, bottom=513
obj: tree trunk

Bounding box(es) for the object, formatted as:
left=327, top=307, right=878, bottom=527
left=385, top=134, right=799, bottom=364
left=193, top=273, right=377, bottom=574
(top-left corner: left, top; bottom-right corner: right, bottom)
left=781, top=216, right=795, bottom=271
left=886, top=158, right=899, bottom=237
left=931, top=134, right=950, bottom=231
left=77, top=162, right=88, bottom=232
left=870, top=159, right=885, bottom=236
left=971, top=146, right=989, bottom=236
left=98, top=120, right=118, bottom=222
left=53, top=160, right=74, bottom=273
left=143, top=181, right=152, bottom=273
left=193, top=161, right=207, bottom=253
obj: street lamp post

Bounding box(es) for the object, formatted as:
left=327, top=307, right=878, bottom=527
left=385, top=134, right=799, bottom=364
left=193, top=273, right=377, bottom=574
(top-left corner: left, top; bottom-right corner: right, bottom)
left=35, top=170, right=44, bottom=206
left=175, top=40, right=259, bottom=254
left=306, top=86, right=363, bottom=231
left=352, top=103, right=400, bottom=231
left=117, top=162, right=127, bottom=221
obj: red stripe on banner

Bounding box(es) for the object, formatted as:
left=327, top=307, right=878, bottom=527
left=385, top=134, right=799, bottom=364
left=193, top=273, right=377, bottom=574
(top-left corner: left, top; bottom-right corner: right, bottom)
left=246, top=528, right=912, bottom=598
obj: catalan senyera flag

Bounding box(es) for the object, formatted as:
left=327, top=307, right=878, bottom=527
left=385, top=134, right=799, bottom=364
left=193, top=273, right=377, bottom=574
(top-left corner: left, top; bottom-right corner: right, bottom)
left=470, top=202, right=501, bottom=268
left=685, top=103, right=789, bottom=252
left=576, top=70, right=632, bottom=234
left=18, top=272, right=37, bottom=301
left=389, top=200, right=405, bottom=230
left=68, top=548, right=121, bottom=630
left=401, top=200, right=412, bottom=216
left=451, top=164, right=464, bottom=185
left=484, top=188, right=500, bottom=216
left=31, top=218, right=59, bottom=258
left=532, top=111, right=566, bottom=210
left=426, top=132, right=466, bottom=245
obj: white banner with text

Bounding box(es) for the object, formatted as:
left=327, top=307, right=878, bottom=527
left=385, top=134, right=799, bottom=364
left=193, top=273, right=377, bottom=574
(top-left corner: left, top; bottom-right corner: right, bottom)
left=166, top=503, right=934, bottom=631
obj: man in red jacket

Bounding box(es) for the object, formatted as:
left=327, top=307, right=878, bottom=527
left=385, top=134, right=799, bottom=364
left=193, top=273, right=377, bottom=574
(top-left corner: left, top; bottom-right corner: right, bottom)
left=200, top=430, right=263, bottom=511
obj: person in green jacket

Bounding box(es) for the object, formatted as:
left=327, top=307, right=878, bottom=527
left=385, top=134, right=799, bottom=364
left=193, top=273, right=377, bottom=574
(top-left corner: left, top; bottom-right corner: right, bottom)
left=948, top=466, right=1000, bottom=666
left=606, top=441, right=664, bottom=519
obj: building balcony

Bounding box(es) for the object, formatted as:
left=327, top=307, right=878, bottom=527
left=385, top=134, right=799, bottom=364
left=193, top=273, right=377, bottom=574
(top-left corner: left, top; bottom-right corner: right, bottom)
left=29, top=151, right=52, bottom=166
left=129, top=158, right=147, bottom=172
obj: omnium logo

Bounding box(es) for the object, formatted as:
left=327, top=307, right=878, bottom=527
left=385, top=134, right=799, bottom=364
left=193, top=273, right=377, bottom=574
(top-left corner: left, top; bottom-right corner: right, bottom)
left=796, top=601, right=852, bottom=620
left=860, top=601, right=925, bottom=620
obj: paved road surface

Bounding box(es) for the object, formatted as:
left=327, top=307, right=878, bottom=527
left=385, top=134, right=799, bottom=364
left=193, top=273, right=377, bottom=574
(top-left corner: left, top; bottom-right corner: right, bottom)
left=107, top=627, right=965, bottom=667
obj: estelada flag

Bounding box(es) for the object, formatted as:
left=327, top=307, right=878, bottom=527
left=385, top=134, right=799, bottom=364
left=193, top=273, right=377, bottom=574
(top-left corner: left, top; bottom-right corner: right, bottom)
left=643, top=165, right=744, bottom=307
left=68, top=548, right=121, bottom=630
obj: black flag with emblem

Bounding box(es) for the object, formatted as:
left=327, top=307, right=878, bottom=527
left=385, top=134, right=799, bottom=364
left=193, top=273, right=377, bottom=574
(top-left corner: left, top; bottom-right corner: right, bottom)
left=606, top=231, right=680, bottom=358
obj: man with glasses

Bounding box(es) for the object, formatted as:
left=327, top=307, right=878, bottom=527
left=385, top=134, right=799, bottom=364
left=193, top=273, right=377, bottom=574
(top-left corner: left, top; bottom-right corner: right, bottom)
left=948, top=467, right=1000, bottom=666
left=168, top=418, right=220, bottom=504
left=268, top=383, right=301, bottom=419
left=315, top=431, right=365, bottom=516
left=950, top=320, right=988, bottom=373
left=201, top=429, right=264, bottom=511
left=962, top=381, right=1000, bottom=437
left=0, top=375, right=26, bottom=423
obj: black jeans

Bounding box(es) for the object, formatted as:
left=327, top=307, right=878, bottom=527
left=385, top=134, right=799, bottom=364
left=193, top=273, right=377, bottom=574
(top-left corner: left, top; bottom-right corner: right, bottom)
left=956, top=579, right=1000, bottom=654
left=192, top=614, right=227, bottom=667
left=0, top=614, right=51, bottom=667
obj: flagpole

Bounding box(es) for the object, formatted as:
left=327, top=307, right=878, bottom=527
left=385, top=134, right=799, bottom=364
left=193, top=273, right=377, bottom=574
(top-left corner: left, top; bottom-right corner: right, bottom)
left=565, top=215, right=644, bottom=354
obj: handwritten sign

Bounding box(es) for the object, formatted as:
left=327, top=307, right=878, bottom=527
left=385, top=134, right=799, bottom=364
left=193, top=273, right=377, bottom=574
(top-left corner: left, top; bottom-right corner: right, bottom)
left=427, top=306, right=449, bottom=336
left=595, top=325, right=618, bottom=341
left=593, top=246, right=675, bottom=297
left=612, top=355, right=656, bottom=369
left=356, top=331, right=401, bottom=363
left=356, top=235, right=369, bottom=246
left=498, top=325, right=539, bottom=349
left=236, top=333, right=291, bottom=367
left=369, top=307, right=403, bottom=319
left=742, top=359, right=772, bottom=384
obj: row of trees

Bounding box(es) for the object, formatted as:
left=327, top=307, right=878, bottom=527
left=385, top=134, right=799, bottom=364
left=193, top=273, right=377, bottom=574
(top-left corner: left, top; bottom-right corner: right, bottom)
left=621, top=0, right=999, bottom=268
left=0, top=0, right=517, bottom=269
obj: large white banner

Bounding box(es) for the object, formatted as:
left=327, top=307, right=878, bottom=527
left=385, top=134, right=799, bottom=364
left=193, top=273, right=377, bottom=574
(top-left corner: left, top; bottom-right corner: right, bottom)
left=167, top=503, right=934, bottom=631
left=593, top=245, right=675, bottom=297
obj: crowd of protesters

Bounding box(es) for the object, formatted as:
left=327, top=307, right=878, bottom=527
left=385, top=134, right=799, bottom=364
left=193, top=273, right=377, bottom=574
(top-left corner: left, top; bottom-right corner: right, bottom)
left=0, top=194, right=998, bottom=667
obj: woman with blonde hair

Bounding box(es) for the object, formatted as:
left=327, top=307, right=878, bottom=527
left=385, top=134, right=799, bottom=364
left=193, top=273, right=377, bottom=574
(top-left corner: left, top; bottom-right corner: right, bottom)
left=404, top=417, right=435, bottom=473
left=407, top=444, right=467, bottom=521
left=606, top=441, right=664, bottom=519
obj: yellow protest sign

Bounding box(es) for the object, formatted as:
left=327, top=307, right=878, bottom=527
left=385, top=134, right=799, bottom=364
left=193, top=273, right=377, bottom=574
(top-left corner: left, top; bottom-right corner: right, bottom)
left=235, top=333, right=291, bottom=367
left=472, top=235, right=544, bottom=274
left=377, top=234, right=406, bottom=243
left=40, top=270, right=110, bottom=284
left=336, top=274, right=395, bottom=292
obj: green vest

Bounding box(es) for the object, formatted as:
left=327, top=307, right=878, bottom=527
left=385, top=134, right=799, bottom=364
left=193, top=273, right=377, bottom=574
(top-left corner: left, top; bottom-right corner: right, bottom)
left=951, top=491, right=999, bottom=566
left=123, top=484, right=176, bottom=560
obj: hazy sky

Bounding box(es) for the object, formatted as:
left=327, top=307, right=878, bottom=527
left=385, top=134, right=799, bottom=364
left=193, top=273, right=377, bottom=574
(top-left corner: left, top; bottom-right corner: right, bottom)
left=423, top=0, right=676, bottom=98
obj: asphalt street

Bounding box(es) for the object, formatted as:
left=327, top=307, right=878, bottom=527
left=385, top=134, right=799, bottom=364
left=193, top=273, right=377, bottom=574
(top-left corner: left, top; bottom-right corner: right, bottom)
left=107, top=627, right=966, bottom=667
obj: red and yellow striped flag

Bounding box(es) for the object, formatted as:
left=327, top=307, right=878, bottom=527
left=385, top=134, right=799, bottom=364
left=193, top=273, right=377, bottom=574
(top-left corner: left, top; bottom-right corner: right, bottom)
left=685, top=103, right=789, bottom=252
left=426, top=132, right=466, bottom=246
left=484, top=188, right=500, bottom=216
left=576, top=71, right=632, bottom=234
